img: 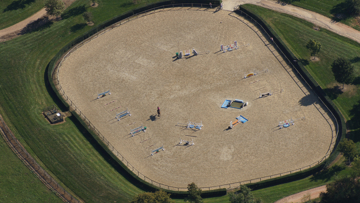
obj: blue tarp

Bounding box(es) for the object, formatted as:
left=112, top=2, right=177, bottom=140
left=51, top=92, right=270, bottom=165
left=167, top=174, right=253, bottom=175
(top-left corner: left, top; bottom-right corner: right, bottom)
left=221, top=100, right=232, bottom=108
left=237, top=115, right=248, bottom=123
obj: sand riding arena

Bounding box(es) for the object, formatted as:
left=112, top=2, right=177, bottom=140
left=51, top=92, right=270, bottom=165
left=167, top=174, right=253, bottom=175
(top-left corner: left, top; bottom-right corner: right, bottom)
left=57, top=7, right=336, bottom=189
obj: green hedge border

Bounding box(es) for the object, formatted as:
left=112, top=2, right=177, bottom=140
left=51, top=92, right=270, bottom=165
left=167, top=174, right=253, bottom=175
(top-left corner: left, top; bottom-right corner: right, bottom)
left=47, top=0, right=226, bottom=198
left=236, top=5, right=346, bottom=189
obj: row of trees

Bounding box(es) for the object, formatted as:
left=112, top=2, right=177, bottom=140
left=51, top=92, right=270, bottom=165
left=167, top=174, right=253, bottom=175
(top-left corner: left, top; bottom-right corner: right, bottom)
left=130, top=183, right=262, bottom=203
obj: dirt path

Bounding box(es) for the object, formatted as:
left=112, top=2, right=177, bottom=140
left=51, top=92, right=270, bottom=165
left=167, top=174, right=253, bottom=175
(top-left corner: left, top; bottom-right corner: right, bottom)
left=0, top=8, right=46, bottom=38
left=257, top=0, right=360, bottom=44
left=274, top=185, right=326, bottom=203
left=0, top=0, right=76, bottom=41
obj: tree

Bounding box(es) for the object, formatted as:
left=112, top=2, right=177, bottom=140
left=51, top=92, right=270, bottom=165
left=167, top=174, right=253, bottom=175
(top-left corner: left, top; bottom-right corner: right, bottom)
left=338, top=138, right=357, bottom=164
left=83, top=12, right=93, bottom=23
left=320, top=177, right=360, bottom=203
left=331, top=57, right=354, bottom=89
left=44, top=0, right=65, bottom=17
left=351, top=156, right=360, bottom=177
left=130, top=190, right=174, bottom=203
left=186, top=182, right=203, bottom=203
left=228, top=185, right=262, bottom=203
left=346, top=0, right=360, bottom=16
left=306, top=39, right=321, bottom=60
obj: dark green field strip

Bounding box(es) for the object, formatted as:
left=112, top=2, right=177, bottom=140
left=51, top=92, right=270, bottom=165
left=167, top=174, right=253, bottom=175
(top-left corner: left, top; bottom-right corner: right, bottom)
left=0, top=136, right=63, bottom=203
left=0, top=0, right=46, bottom=30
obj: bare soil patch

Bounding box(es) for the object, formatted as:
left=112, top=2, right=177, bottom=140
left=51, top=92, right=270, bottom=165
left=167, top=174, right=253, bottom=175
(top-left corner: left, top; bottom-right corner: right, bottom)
left=313, top=26, right=320, bottom=31
left=90, top=3, right=99, bottom=8
left=275, top=185, right=326, bottom=203
left=87, top=21, right=94, bottom=26
left=58, top=8, right=334, bottom=188
left=310, top=56, right=320, bottom=62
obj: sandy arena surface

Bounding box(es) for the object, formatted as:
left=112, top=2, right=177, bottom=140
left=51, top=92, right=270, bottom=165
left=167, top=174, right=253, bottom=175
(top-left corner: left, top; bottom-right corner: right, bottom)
left=58, top=8, right=334, bottom=188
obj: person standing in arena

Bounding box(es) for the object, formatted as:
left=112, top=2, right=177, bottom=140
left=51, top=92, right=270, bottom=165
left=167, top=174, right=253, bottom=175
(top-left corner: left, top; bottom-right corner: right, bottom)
left=157, top=107, right=161, bottom=117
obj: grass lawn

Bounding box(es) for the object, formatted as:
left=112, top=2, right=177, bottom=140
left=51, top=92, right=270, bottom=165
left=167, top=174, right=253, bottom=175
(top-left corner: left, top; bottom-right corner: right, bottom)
left=0, top=137, right=63, bottom=203
left=0, top=1, right=359, bottom=202
left=0, top=0, right=46, bottom=30
left=290, top=0, right=360, bottom=30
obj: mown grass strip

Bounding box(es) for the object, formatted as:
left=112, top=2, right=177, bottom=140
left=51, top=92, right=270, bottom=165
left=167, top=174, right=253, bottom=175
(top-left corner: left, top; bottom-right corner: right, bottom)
left=0, top=134, right=63, bottom=203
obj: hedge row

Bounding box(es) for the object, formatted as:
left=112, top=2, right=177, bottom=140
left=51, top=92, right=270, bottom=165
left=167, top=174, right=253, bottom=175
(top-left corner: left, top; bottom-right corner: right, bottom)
left=237, top=5, right=346, bottom=189
left=47, top=0, right=226, bottom=198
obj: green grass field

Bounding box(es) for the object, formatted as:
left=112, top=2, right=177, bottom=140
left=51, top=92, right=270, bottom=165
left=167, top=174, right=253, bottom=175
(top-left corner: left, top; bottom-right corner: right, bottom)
left=0, top=0, right=46, bottom=30
left=1, top=1, right=359, bottom=202
left=0, top=136, right=62, bottom=203
left=290, top=0, right=360, bottom=30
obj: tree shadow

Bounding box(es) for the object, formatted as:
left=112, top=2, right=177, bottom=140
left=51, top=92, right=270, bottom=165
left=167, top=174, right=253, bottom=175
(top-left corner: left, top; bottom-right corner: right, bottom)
left=298, top=94, right=317, bottom=106
left=61, top=5, right=87, bottom=19
left=310, top=165, right=345, bottom=182
left=352, top=76, right=360, bottom=85
left=323, top=86, right=342, bottom=100
left=330, top=2, right=351, bottom=22
left=350, top=56, right=360, bottom=64
left=70, top=23, right=87, bottom=33
left=347, top=128, right=360, bottom=143
left=348, top=101, right=360, bottom=131
left=3, top=0, right=35, bottom=12
left=20, top=16, right=53, bottom=34
left=298, top=58, right=309, bottom=66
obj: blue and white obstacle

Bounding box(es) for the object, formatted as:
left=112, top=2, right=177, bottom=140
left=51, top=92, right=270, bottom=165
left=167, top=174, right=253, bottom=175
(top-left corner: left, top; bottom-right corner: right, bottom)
left=279, top=119, right=294, bottom=129
left=116, top=109, right=131, bottom=121
left=151, top=146, right=164, bottom=156
left=130, top=126, right=146, bottom=137
left=187, top=121, right=203, bottom=130
left=220, top=41, right=238, bottom=53
left=97, top=90, right=111, bottom=99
